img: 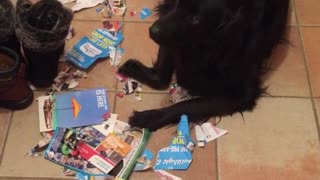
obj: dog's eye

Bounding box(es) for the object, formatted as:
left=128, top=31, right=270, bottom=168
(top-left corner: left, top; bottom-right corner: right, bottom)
left=191, top=16, right=200, bottom=24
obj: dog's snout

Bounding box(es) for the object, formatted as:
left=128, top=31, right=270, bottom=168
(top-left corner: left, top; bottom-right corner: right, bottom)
left=149, top=20, right=160, bottom=37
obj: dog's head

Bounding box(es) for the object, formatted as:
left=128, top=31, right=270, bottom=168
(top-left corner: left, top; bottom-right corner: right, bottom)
left=150, top=0, right=208, bottom=46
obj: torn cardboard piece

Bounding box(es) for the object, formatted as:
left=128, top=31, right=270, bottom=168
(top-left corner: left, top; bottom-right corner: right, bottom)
left=154, top=115, right=194, bottom=170
left=65, top=28, right=123, bottom=69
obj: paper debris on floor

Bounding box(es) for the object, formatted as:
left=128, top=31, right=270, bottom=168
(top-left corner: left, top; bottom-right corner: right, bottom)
left=133, top=149, right=154, bottom=171
left=65, top=27, right=124, bottom=69
left=96, top=0, right=126, bottom=18
left=169, top=83, right=193, bottom=103
left=200, top=122, right=228, bottom=143
left=140, top=7, right=152, bottom=20
left=40, top=113, right=151, bottom=179
left=25, top=131, right=54, bottom=157
left=72, top=0, right=104, bottom=12
left=109, top=47, right=124, bottom=67
left=154, top=115, right=194, bottom=170
left=102, top=21, right=123, bottom=36
left=38, top=88, right=109, bottom=132
left=48, top=66, right=87, bottom=94
left=66, top=26, right=75, bottom=41
left=130, top=11, right=137, bottom=16
left=155, top=170, right=182, bottom=180
left=108, top=0, right=127, bottom=16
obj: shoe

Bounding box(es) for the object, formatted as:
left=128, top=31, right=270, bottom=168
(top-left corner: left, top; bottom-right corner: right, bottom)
left=0, top=0, right=24, bottom=63
left=0, top=46, right=33, bottom=110
left=15, top=0, right=73, bottom=87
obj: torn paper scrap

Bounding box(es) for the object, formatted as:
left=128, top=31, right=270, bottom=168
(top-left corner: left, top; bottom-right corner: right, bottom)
left=58, top=0, right=75, bottom=4
left=72, top=0, right=104, bottom=12
left=154, top=145, right=192, bottom=170
left=108, top=0, right=127, bottom=16
left=134, top=149, right=154, bottom=171
left=195, top=125, right=205, bottom=147
left=169, top=83, right=193, bottom=103
left=200, top=122, right=228, bottom=143
left=154, top=115, right=193, bottom=170
left=155, top=170, right=182, bottom=180
left=25, top=132, right=53, bottom=157
left=140, top=7, right=152, bottom=20
left=123, top=79, right=139, bottom=95
left=109, top=47, right=124, bottom=67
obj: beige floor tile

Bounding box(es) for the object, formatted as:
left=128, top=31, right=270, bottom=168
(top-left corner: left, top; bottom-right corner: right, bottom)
left=0, top=109, right=12, bottom=165
left=115, top=93, right=217, bottom=180
left=0, top=91, right=115, bottom=178
left=117, top=22, right=166, bottom=92
left=295, top=0, right=320, bottom=25
left=218, top=97, right=320, bottom=180
left=264, top=27, right=309, bottom=97
left=65, top=20, right=120, bottom=90
left=124, top=0, right=157, bottom=22
left=300, top=27, right=320, bottom=97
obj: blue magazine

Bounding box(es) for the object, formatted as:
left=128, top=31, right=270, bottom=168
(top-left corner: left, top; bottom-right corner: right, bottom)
left=38, top=88, right=109, bottom=130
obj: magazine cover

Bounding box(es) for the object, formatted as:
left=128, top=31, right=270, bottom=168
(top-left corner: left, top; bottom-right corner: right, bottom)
left=102, top=119, right=151, bottom=180
left=78, top=118, right=151, bottom=179
left=44, top=127, right=108, bottom=176
left=44, top=115, right=151, bottom=179
left=77, top=133, right=132, bottom=174
left=38, top=88, right=109, bottom=132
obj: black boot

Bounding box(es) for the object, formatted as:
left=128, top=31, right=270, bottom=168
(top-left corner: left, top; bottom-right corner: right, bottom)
left=15, top=0, right=73, bottom=87
left=0, top=0, right=24, bottom=63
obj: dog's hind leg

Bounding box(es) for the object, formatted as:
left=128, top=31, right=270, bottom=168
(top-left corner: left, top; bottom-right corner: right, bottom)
left=118, top=46, right=174, bottom=90
left=128, top=96, right=255, bottom=131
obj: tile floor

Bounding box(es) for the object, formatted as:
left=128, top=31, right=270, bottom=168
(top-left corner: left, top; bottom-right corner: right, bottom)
left=1, top=0, right=320, bottom=179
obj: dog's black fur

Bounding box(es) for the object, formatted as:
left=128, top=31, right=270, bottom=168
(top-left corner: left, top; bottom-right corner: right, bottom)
left=118, top=0, right=290, bottom=131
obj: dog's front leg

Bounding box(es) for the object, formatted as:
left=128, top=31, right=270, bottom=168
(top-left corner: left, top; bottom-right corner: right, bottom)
left=128, top=96, right=250, bottom=131
left=118, top=46, right=174, bottom=90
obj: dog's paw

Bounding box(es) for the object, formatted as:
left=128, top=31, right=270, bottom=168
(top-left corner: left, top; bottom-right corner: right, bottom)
left=118, top=59, right=144, bottom=78
left=128, top=110, right=166, bottom=131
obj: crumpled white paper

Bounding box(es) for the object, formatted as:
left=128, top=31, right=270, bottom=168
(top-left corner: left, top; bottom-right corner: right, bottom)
left=58, top=0, right=76, bottom=4
left=72, top=0, right=104, bottom=12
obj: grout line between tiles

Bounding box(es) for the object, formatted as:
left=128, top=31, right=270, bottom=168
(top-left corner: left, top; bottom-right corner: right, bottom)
left=0, top=111, right=14, bottom=168
left=72, top=18, right=306, bottom=27
left=292, top=0, right=320, bottom=142
left=216, top=140, right=221, bottom=180
left=215, top=128, right=220, bottom=180
left=261, top=95, right=310, bottom=99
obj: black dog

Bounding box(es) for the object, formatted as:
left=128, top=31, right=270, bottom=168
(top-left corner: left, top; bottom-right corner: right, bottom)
left=118, top=0, right=290, bottom=131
